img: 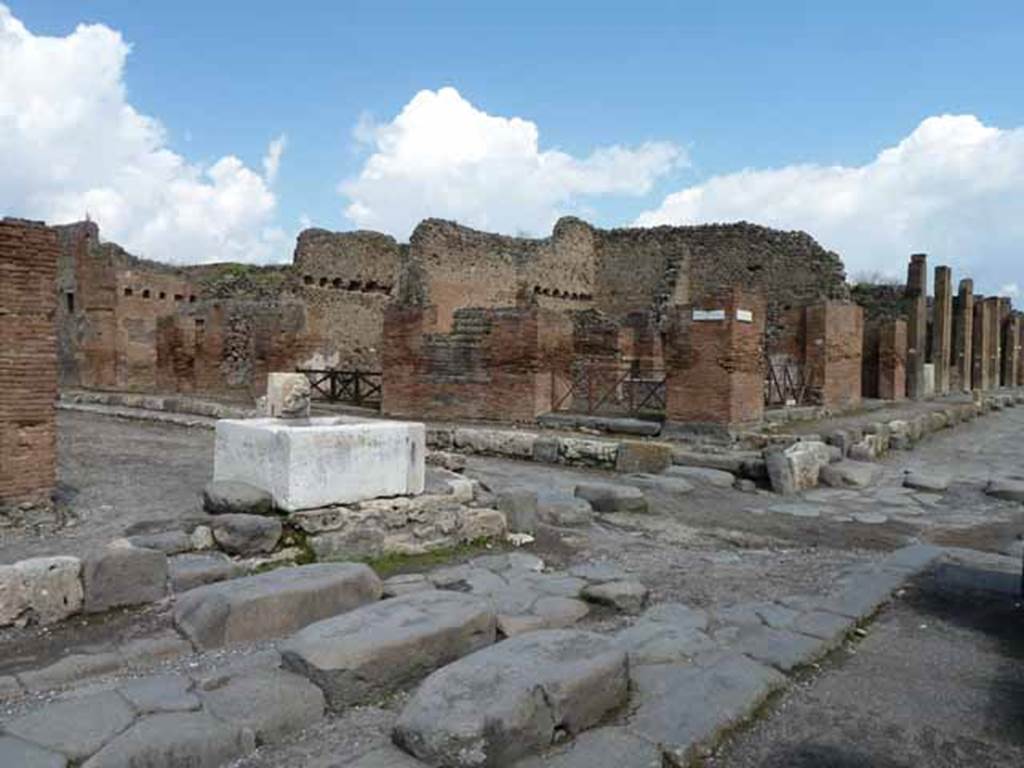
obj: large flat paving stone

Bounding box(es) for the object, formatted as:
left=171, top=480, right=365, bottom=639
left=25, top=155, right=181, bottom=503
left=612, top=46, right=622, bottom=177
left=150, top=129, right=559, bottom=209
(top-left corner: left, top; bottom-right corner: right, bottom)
left=985, top=478, right=1024, bottom=502
left=628, top=655, right=785, bottom=766
left=199, top=667, right=325, bottom=744
left=2, top=690, right=136, bottom=762
left=574, top=483, right=648, bottom=513
left=0, top=737, right=67, bottom=768
left=394, top=629, right=629, bottom=768
left=81, top=711, right=253, bottom=768
left=174, top=563, right=382, bottom=649
left=281, top=590, right=496, bottom=710
left=514, top=726, right=662, bottom=768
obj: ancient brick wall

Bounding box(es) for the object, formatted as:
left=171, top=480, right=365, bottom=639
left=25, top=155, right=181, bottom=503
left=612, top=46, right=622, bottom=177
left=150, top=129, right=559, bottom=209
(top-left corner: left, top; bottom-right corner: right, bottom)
left=877, top=319, right=908, bottom=401
left=804, top=301, right=864, bottom=409
left=381, top=304, right=573, bottom=422
left=1, top=219, right=58, bottom=513
left=663, top=290, right=766, bottom=426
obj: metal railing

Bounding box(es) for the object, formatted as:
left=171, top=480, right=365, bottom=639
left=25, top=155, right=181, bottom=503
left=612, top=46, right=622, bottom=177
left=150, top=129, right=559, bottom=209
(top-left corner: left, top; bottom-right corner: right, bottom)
left=765, top=358, right=817, bottom=406
left=552, top=362, right=666, bottom=416
left=295, top=368, right=382, bottom=408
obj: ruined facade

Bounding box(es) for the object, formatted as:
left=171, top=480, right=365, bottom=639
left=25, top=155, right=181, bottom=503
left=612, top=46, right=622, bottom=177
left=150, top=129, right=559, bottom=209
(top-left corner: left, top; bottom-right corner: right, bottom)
left=1, top=219, right=59, bottom=519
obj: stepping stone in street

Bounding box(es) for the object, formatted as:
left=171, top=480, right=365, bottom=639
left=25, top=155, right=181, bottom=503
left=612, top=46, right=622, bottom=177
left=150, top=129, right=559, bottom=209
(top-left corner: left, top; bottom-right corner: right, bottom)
left=985, top=478, right=1024, bottom=503
left=903, top=471, right=950, bottom=493
left=169, top=553, right=243, bottom=592
left=514, top=726, right=663, bottom=768
left=662, top=465, right=735, bottom=488
left=174, top=563, right=382, bottom=649
left=281, top=590, right=496, bottom=711
left=574, top=483, right=647, bottom=513
left=581, top=580, right=649, bottom=614
left=852, top=512, right=889, bottom=525
left=394, top=630, right=629, bottom=767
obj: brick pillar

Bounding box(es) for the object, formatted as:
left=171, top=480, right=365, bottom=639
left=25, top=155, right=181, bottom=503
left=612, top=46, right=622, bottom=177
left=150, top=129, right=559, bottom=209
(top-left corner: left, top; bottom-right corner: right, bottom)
left=989, top=297, right=1004, bottom=388
left=1, top=219, right=58, bottom=518
left=972, top=298, right=990, bottom=390
left=877, top=319, right=907, bottom=401
left=664, top=290, right=766, bottom=427
left=930, top=266, right=952, bottom=394
left=905, top=254, right=928, bottom=399
left=1002, top=313, right=1021, bottom=388
left=952, top=279, right=973, bottom=392
left=804, top=301, right=864, bottom=409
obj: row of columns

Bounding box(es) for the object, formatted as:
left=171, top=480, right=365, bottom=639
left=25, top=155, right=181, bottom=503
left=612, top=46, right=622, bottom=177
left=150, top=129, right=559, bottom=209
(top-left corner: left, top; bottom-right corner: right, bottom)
left=905, top=253, right=1021, bottom=398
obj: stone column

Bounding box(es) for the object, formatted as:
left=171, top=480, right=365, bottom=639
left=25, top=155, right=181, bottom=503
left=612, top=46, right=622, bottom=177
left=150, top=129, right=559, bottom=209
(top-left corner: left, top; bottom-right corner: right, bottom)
left=664, top=289, right=766, bottom=427
left=952, top=279, right=973, bottom=392
left=905, top=254, right=928, bottom=399
left=972, top=298, right=990, bottom=390
left=1002, top=313, right=1021, bottom=388
left=988, top=297, right=1004, bottom=387
left=930, top=266, right=953, bottom=395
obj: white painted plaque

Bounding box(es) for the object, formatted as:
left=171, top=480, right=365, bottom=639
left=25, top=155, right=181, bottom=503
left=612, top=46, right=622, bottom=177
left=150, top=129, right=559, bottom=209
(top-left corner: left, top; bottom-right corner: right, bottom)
left=736, top=309, right=754, bottom=323
left=692, top=309, right=726, bottom=321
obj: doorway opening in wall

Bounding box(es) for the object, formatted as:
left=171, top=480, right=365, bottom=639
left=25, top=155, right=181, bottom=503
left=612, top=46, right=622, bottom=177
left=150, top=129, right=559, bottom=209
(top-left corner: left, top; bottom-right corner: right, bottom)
left=65, top=292, right=74, bottom=313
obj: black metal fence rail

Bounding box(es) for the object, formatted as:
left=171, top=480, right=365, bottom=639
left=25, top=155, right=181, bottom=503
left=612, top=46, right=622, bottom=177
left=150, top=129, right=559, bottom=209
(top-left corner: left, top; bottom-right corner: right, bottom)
left=295, top=369, right=382, bottom=407
left=552, top=362, right=667, bottom=416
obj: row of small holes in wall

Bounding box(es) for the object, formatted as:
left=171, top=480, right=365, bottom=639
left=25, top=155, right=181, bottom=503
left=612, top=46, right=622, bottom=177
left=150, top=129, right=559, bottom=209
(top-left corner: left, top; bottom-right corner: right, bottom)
left=533, top=285, right=593, bottom=301
left=123, top=287, right=195, bottom=302
left=302, top=275, right=392, bottom=294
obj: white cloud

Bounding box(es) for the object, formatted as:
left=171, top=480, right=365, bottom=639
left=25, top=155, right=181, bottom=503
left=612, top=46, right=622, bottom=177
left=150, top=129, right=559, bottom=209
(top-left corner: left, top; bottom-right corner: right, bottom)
left=341, top=86, right=684, bottom=238
left=0, top=5, right=286, bottom=264
left=636, top=114, right=1024, bottom=296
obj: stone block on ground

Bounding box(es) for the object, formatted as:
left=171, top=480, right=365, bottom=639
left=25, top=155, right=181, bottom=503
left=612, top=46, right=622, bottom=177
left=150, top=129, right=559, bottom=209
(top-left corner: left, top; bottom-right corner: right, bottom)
left=4, top=557, right=83, bottom=625
left=83, top=544, right=167, bottom=613
left=581, top=580, right=649, bottom=614
left=819, top=460, right=881, bottom=489
left=662, top=465, right=735, bottom=488
left=174, top=562, right=382, bottom=649
left=903, top=471, right=950, bottom=493
left=394, top=629, right=629, bottom=767
left=765, top=441, right=832, bottom=495
left=382, top=573, right=433, bottom=598
left=118, top=674, right=200, bottom=714
left=985, top=478, right=1024, bottom=503
left=537, top=498, right=594, bottom=527
left=615, top=603, right=714, bottom=665
left=126, top=530, right=193, bottom=555
left=169, top=552, right=244, bottom=592
left=574, top=482, right=647, bottom=513
left=497, top=489, right=538, bottom=534
left=199, top=667, right=325, bottom=744
left=265, top=372, right=312, bottom=418
left=202, top=480, right=274, bottom=516
left=80, top=711, right=253, bottom=768
left=615, top=441, right=672, bottom=474
left=211, top=513, right=282, bottom=556
left=715, top=623, right=825, bottom=672
left=281, top=590, right=496, bottom=710
left=627, top=656, right=785, bottom=766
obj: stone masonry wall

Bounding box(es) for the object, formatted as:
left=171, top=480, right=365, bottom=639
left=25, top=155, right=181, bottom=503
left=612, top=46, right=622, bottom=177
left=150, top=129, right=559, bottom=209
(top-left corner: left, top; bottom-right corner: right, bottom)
left=1, top=219, right=58, bottom=516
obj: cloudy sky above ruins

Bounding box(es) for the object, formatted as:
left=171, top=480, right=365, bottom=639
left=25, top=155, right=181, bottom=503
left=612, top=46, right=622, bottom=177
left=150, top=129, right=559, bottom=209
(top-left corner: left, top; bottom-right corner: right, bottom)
left=2, top=2, right=1022, bottom=294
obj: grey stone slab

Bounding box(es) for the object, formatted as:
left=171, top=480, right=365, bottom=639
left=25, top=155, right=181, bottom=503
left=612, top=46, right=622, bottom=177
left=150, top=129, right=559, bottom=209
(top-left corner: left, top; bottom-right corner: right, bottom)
left=903, top=471, right=950, bottom=493
left=497, top=596, right=589, bottom=636
left=169, top=552, right=243, bottom=592
left=10, top=557, right=85, bottom=625
left=820, top=569, right=908, bottom=621
left=118, top=674, right=200, bottom=714
left=83, top=544, right=168, bottom=613
left=202, top=480, right=273, bottom=516
left=199, top=667, right=324, bottom=745
left=0, top=675, right=23, bottom=697
left=568, top=562, right=629, bottom=584
left=628, top=656, right=785, bottom=767
left=985, top=478, right=1024, bottom=502
left=346, top=745, right=428, bottom=768
left=211, top=513, right=282, bottom=556
left=790, top=610, right=852, bottom=646
left=616, top=618, right=716, bottom=665
left=0, top=737, right=67, bottom=768
left=17, top=652, right=124, bottom=692
left=81, top=711, right=253, bottom=768
left=662, top=465, right=735, bottom=488
left=394, top=629, right=629, bottom=768
left=641, top=602, right=710, bottom=630
left=581, top=580, right=649, bottom=614
left=517, top=571, right=587, bottom=599
left=574, top=483, right=648, bottom=513
left=819, top=461, right=881, bottom=489
left=882, top=544, right=945, bottom=573
left=470, top=553, right=544, bottom=574
left=852, top=512, right=889, bottom=524
left=497, top=490, right=538, bottom=534
left=118, top=630, right=193, bottom=664
left=537, top=498, right=594, bottom=527
left=513, top=726, right=662, bottom=768
left=281, top=590, right=495, bottom=711
left=3, top=690, right=136, bottom=761
left=719, top=624, right=825, bottom=672
left=126, top=530, right=193, bottom=555
left=428, top=565, right=507, bottom=594
left=174, top=563, right=382, bottom=649
left=382, top=573, right=433, bottom=597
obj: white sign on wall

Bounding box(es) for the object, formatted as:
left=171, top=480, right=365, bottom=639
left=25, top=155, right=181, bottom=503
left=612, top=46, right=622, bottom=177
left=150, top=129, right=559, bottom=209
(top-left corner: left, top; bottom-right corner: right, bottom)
left=692, top=309, right=726, bottom=321
left=736, top=309, right=754, bottom=323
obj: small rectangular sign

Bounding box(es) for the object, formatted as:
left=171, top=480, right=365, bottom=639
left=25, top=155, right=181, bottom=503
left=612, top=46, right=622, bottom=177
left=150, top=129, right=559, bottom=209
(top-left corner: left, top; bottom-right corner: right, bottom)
left=736, top=309, right=754, bottom=323
left=692, top=309, right=726, bottom=321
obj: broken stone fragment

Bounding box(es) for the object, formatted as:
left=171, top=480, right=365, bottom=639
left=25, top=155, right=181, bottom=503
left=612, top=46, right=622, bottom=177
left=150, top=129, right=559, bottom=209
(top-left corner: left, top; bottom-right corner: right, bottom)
left=211, top=513, right=282, bottom=556
left=201, top=480, right=274, bottom=516
left=574, top=482, right=647, bottom=513
left=83, top=544, right=166, bottom=613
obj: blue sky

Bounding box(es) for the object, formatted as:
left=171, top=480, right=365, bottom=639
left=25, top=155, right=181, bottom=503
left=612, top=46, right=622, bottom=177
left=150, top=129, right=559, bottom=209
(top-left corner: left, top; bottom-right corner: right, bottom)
left=4, top=1, right=1024, bottom=292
